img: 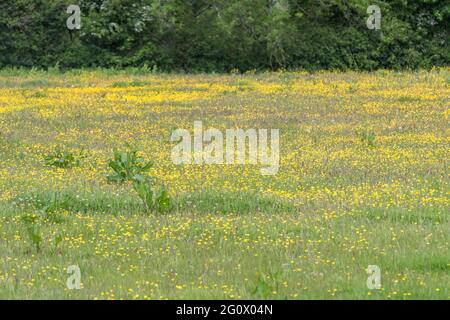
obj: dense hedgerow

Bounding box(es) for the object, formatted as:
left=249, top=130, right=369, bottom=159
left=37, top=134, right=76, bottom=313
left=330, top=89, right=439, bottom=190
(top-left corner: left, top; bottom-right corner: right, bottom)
left=0, top=0, right=448, bottom=72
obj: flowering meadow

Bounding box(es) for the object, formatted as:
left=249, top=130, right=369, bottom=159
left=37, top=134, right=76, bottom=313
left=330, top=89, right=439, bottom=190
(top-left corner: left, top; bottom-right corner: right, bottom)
left=0, top=69, right=448, bottom=299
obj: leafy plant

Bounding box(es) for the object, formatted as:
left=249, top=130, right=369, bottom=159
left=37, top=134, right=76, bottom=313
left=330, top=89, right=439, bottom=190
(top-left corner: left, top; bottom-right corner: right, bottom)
left=21, top=214, right=42, bottom=252
left=107, top=145, right=171, bottom=214
left=154, top=186, right=171, bottom=212
left=51, top=234, right=63, bottom=255
left=107, top=146, right=153, bottom=184
left=133, top=179, right=171, bottom=214
left=20, top=208, right=66, bottom=253
left=252, top=274, right=273, bottom=299
left=360, top=131, right=376, bottom=148
left=252, top=273, right=282, bottom=299
left=26, top=227, right=42, bottom=252
left=45, top=149, right=85, bottom=168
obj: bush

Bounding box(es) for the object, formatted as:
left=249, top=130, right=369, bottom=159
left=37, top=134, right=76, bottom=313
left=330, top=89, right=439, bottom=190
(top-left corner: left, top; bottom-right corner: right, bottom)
left=0, top=0, right=448, bottom=71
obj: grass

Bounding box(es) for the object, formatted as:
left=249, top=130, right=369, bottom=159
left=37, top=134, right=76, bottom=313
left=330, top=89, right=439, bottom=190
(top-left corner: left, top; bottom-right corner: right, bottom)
left=0, top=69, right=448, bottom=299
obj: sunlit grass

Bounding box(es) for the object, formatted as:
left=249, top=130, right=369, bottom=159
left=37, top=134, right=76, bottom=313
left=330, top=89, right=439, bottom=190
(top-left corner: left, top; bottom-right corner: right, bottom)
left=0, top=69, right=448, bottom=299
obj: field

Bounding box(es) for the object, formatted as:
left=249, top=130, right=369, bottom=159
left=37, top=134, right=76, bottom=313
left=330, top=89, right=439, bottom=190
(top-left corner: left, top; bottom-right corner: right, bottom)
left=0, top=69, right=448, bottom=299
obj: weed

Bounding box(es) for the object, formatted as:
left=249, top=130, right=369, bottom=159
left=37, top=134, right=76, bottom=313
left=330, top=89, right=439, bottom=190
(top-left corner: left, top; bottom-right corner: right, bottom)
left=252, top=272, right=284, bottom=299
left=347, top=86, right=356, bottom=93
left=107, top=146, right=153, bottom=184
left=252, top=274, right=273, bottom=299
left=45, top=149, right=85, bottom=168
left=107, top=146, right=171, bottom=213
left=20, top=208, right=65, bottom=254
left=359, top=131, right=376, bottom=148
left=20, top=214, right=42, bottom=252
left=133, top=179, right=171, bottom=214
left=51, top=234, right=63, bottom=255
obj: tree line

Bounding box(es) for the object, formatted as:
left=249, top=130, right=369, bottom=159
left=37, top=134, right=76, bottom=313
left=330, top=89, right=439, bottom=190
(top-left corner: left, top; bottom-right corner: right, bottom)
left=0, top=0, right=448, bottom=72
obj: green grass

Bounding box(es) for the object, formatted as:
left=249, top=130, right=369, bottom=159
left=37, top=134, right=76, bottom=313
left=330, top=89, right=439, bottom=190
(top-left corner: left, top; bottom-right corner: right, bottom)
left=0, top=69, right=448, bottom=299
left=0, top=196, right=448, bottom=299
left=0, top=189, right=448, bottom=299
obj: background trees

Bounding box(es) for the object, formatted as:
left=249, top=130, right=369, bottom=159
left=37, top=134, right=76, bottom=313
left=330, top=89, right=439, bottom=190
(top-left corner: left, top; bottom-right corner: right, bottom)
left=0, top=0, right=448, bottom=71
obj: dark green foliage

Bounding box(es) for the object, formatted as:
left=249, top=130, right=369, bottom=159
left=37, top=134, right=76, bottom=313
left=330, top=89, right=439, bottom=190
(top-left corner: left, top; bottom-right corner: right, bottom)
left=21, top=214, right=42, bottom=252
left=252, top=272, right=285, bottom=299
left=107, top=145, right=171, bottom=213
left=107, top=146, right=153, bottom=184
left=0, top=0, right=448, bottom=71
left=133, top=179, right=172, bottom=214
left=45, top=149, right=85, bottom=168
left=20, top=209, right=66, bottom=253
left=359, top=131, right=376, bottom=148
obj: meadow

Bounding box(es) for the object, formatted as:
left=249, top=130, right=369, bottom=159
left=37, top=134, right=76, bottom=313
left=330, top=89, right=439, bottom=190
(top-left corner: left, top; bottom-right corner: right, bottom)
left=0, top=69, right=448, bottom=299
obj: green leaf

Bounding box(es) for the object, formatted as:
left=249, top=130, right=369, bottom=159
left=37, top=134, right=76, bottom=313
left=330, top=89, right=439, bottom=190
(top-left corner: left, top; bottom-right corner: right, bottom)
left=26, top=226, right=42, bottom=251
left=155, top=186, right=171, bottom=212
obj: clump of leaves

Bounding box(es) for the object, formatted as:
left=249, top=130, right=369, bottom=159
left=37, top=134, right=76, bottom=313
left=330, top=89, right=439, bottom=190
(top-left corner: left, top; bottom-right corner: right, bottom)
left=21, top=214, right=42, bottom=252
left=51, top=234, right=63, bottom=255
left=359, top=131, right=376, bottom=148
left=107, top=146, right=153, bottom=184
left=45, top=149, right=85, bottom=168
left=133, top=178, right=171, bottom=214
left=107, top=145, right=171, bottom=213
left=252, top=272, right=284, bottom=299
left=20, top=209, right=65, bottom=254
